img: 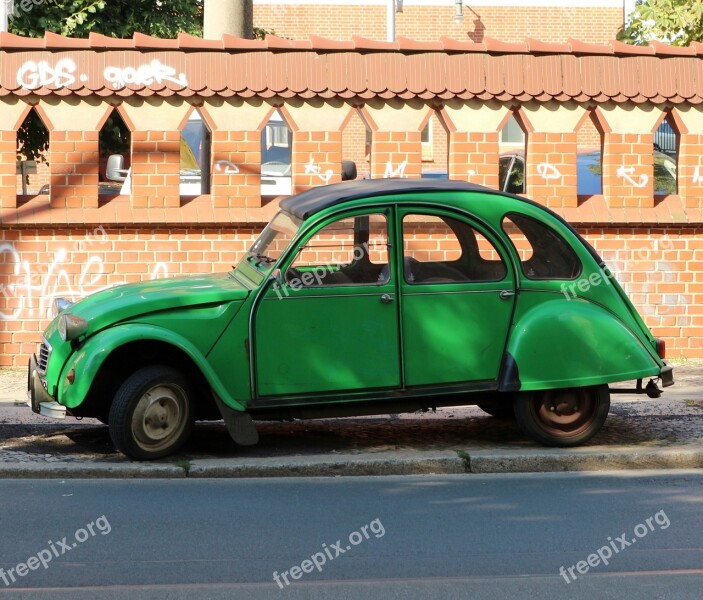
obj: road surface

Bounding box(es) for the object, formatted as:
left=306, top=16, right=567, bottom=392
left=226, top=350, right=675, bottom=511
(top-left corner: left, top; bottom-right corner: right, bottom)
left=0, top=471, right=701, bottom=599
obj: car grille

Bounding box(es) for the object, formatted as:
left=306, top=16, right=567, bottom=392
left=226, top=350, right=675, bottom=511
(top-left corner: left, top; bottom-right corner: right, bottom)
left=37, top=339, right=51, bottom=374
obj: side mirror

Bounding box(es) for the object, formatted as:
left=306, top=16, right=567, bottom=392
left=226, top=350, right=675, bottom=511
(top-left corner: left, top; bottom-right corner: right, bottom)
left=341, top=160, right=358, bottom=181
left=106, top=154, right=130, bottom=182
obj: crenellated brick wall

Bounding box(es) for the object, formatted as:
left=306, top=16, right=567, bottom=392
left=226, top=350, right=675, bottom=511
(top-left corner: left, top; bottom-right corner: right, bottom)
left=49, top=130, right=100, bottom=209
left=3, top=33, right=703, bottom=365
left=130, top=131, right=179, bottom=208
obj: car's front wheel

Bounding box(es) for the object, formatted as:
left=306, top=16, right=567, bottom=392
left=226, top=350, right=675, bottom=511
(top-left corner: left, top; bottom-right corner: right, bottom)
left=513, top=385, right=610, bottom=447
left=109, top=365, right=193, bottom=460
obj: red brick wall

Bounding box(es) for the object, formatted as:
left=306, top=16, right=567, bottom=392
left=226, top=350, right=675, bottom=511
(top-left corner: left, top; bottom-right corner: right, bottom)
left=4, top=223, right=702, bottom=366
left=582, top=227, right=703, bottom=359
left=526, top=132, right=578, bottom=208
left=293, top=130, right=343, bottom=192
left=342, top=111, right=370, bottom=178
left=256, top=5, right=387, bottom=41
left=603, top=133, right=654, bottom=208
left=0, top=226, right=259, bottom=366
left=50, top=130, right=100, bottom=209
left=449, top=131, right=499, bottom=187
left=212, top=129, right=263, bottom=207
left=131, top=131, right=181, bottom=208
left=577, top=114, right=602, bottom=151
left=254, top=4, right=623, bottom=45
left=371, top=131, right=422, bottom=179
left=424, top=112, right=448, bottom=173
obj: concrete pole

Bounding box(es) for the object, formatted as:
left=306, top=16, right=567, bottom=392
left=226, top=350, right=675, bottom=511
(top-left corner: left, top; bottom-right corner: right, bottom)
left=386, top=0, right=395, bottom=42
left=204, top=0, right=253, bottom=40
left=1, top=0, right=12, bottom=33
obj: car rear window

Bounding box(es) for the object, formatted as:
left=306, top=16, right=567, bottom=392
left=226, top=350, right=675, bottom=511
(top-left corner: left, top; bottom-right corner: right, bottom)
left=502, top=213, right=581, bottom=280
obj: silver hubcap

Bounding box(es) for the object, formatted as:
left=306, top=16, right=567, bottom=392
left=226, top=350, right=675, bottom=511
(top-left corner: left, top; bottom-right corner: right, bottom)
left=132, top=384, right=187, bottom=451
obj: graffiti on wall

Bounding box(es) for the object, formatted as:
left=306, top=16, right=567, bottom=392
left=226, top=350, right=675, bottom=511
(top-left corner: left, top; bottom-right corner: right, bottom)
left=617, top=165, right=649, bottom=188
left=0, top=227, right=168, bottom=321
left=304, top=158, right=333, bottom=185
left=537, top=162, right=561, bottom=180
left=384, top=161, right=407, bottom=178
left=214, top=160, right=240, bottom=174
left=16, top=59, right=188, bottom=91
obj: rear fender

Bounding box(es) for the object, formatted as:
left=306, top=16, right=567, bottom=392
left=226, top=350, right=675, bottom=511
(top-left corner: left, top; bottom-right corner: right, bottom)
left=504, top=298, right=662, bottom=391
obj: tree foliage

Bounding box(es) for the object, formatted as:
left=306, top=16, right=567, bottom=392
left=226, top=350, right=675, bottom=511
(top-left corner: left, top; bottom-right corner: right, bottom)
left=8, top=0, right=204, bottom=38
left=618, top=0, right=703, bottom=46
left=16, top=108, right=48, bottom=163
left=10, top=0, right=204, bottom=163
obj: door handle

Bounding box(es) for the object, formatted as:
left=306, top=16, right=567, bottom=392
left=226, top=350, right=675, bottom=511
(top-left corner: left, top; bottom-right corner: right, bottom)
left=380, top=293, right=394, bottom=304
left=499, top=290, right=515, bottom=300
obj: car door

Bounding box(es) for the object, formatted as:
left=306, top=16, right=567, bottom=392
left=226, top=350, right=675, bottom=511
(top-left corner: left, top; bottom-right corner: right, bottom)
left=398, top=209, right=516, bottom=387
left=253, top=210, right=401, bottom=398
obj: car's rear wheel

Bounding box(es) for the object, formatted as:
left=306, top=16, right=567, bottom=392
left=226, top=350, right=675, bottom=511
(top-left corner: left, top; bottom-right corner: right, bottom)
left=513, top=385, right=609, bottom=447
left=109, top=365, right=193, bottom=460
left=477, top=401, right=515, bottom=419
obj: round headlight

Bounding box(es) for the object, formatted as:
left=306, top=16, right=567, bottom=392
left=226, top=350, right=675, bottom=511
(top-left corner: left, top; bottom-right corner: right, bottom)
left=58, top=313, right=88, bottom=342
left=58, top=314, right=67, bottom=340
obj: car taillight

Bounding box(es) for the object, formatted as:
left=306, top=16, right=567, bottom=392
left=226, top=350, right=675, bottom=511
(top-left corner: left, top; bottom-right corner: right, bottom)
left=655, top=338, right=666, bottom=359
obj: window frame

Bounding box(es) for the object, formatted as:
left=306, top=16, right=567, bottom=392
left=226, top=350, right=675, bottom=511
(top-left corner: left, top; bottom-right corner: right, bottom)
left=399, top=210, right=509, bottom=286
left=284, top=210, right=393, bottom=289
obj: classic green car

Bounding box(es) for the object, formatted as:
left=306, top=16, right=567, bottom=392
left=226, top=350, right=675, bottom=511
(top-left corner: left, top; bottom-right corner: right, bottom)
left=28, top=179, right=673, bottom=460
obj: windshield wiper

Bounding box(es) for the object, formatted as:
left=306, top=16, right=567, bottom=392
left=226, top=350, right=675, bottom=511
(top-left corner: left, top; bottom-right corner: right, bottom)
left=247, top=253, right=276, bottom=266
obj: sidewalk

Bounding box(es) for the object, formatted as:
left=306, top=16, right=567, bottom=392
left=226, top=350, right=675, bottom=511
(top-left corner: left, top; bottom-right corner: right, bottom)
left=1, top=364, right=702, bottom=478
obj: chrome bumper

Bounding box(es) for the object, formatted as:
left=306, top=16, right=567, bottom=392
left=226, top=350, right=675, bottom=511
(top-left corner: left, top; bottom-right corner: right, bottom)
left=27, top=354, right=66, bottom=419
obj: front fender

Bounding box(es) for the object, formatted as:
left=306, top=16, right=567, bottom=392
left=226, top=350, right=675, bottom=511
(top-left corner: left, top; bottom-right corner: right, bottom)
left=505, top=297, right=662, bottom=391
left=57, top=324, right=247, bottom=412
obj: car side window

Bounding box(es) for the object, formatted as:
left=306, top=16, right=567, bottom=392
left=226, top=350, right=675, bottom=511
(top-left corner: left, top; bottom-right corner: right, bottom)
left=287, top=213, right=389, bottom=287
left=502, top=213, right=581, bottom=280
left=402, top=214, right=507, bottom=284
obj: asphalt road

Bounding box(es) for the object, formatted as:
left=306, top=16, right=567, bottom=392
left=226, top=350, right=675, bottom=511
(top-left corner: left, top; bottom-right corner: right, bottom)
left=0, top=471, right=701, bottom=599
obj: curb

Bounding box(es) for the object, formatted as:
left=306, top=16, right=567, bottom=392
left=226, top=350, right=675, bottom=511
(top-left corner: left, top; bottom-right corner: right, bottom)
left=466, top=445, right=703, bottom=473
left=0, top=446, right=701, bottom=478
left=187, top=451, right=465, bottom=478
left=0, top=462, right=185, bottom=479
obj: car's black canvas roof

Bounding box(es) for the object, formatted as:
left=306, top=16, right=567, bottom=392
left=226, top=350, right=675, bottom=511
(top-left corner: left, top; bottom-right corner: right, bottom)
left=279, top=178, right=490, bottom=220
left=278, top=177, right=604, bottom=266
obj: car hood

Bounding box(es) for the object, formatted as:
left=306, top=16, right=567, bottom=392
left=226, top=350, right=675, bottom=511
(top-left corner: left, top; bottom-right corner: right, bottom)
left=55, top=272, right=251, bottom=336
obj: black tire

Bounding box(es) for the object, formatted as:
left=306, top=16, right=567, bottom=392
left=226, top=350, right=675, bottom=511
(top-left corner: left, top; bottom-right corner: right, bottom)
left=477, top=401, right=515, bottom=419
left=513, top=385, right=610, bottom=447
left=108, top=365, right=193, bottom=460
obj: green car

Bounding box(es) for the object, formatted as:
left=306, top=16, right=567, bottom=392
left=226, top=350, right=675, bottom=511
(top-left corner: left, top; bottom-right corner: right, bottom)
left=28, top=179, right=673, bottom=460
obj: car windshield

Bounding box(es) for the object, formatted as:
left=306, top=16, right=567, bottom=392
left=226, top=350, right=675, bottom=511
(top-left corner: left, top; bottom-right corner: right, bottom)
left=241, top=211, right=302, bottom=271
